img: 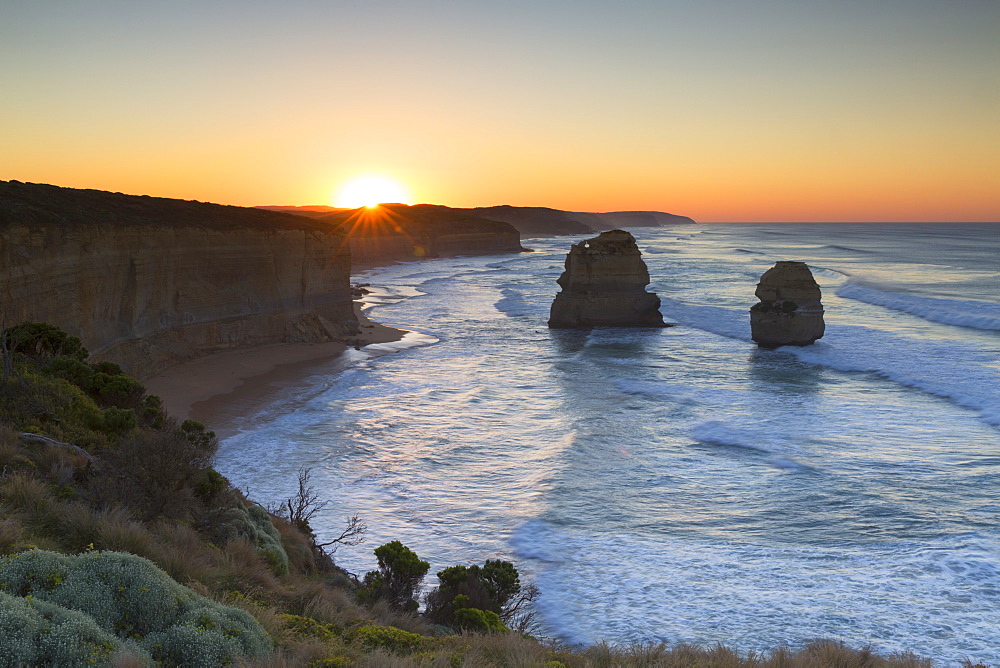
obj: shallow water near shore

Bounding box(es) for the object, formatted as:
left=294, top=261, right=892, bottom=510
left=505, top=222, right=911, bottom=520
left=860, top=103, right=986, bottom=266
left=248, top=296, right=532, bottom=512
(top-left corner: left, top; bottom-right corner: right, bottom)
left=216, top=223, right=1000, bottom=663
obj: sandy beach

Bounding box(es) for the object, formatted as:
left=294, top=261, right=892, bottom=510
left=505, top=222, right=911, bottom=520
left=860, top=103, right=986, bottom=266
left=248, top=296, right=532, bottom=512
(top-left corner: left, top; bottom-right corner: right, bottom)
left=144, top=303, right=405, bottom=438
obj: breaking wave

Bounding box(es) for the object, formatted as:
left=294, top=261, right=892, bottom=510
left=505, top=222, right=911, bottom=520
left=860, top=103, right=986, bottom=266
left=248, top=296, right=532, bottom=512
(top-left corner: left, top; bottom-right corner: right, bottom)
left=512, top=519, right=1000, bottom=663
left=657, top=297, right=1000, bottom=429
left=838, top=283, right=1000, bottom=331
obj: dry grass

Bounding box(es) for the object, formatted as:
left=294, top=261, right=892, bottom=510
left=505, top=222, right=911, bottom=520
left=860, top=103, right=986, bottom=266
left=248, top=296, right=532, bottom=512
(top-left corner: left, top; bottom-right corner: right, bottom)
left=272, top=513, right=318, bottom=573
left=283, top=578, right=367, bottom=627
left=217, top=537, right=283, bottom=595
left=0, top=514, right=25, bottom=553
left=59, top=502, right=153, bottom=554
left=566, top=639, right=933, bottom=668
left=356, top=648, right=454, bottom=667
left=147, top=521, right=220, bottom=585
left=368, top=597, right=437, bottom=635
left=448, top=630, right=557, bottom=667
left=0, top=425, right=20, bottom=469
left=237, top=638, right=333, bottom=667
left=0, top=473, right=55, bottom=517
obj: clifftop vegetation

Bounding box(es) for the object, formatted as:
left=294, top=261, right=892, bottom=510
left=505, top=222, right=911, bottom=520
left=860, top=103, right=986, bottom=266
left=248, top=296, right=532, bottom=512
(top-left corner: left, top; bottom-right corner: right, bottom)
left=0, top=180, right=338, bottom=232
left=0, top=322, right=936, bottom=666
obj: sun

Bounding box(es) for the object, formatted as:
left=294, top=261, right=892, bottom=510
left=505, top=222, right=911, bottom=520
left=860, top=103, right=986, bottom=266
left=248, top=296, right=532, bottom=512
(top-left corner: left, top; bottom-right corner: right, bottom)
left=333, top=175, right=412, bottom=208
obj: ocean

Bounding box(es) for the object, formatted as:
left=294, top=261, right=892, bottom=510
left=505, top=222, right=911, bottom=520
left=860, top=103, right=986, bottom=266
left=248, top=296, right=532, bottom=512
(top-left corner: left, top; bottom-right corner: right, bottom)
left=215, top=223, right=1000, bottom=663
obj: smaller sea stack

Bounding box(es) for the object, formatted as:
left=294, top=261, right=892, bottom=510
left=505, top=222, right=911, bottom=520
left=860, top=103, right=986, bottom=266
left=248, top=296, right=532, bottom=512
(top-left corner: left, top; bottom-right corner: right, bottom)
left=750, top=261, right=825, bottom=348
left=548, top=229, right=665, bottom=328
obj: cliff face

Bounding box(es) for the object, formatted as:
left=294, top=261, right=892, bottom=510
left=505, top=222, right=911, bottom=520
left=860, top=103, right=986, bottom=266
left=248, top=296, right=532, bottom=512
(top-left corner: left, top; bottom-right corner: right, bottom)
left=0, top=181, right=357, bottom=378
left=548, top=229, right=666, bottom=328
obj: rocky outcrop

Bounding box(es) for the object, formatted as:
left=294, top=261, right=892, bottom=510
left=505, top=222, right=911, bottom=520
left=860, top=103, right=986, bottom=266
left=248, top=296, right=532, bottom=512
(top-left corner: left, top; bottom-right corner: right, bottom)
left=750, top=261, right=825, bottom=348
left=548, top=229, right=665, bottom=328
left=319, top=204, right=525, bottom=267
left=0, top=181, right=358, bottom=378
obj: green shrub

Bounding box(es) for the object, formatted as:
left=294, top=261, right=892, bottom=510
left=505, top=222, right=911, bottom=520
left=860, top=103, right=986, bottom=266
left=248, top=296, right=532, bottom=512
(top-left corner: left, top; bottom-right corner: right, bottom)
left=0, top=549, right=272, bottom=666
left=140, top=395, right=165, bottom=428
left=0, top=589, right=149, bottom=666
left=358, top=541, right=429, bottom=613
left=179, top=419, right=217, bottom=450
left=345, top=623, right=432, bottom=654
left=246, top=504, right=290, bottom=575
left=452, top=602, right=507, bottom=633
left=45, top=355, right=95, bottom=389
left=2, top=322, right=88, bottom=361
left=193, top=467, right=227, bottom=499
left=90, top=373, right=144, bottom=409
left=282, top=613, right=342, bottom=641
left=426, top=559, right=523, bottom=632
left=0, top=368, right=108, bottom=449
left=213, top=503, right=290, bottom=576
left=90, top=362, right=123, bottom=377
left=100, top=407, right=137, bottom=436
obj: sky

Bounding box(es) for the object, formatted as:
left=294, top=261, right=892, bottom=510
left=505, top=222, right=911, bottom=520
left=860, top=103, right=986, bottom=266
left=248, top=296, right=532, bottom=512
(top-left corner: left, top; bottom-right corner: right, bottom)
left=1, top=1, right=998, bottom=222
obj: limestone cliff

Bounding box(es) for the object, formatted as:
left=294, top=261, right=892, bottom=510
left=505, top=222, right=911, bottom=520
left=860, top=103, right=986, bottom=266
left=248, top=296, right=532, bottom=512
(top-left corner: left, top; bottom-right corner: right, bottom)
left=750, top=261, right=825, bottom=348
left=0, top=181, right=358, bottom=378
left=548, top=229, right=666, bottom=328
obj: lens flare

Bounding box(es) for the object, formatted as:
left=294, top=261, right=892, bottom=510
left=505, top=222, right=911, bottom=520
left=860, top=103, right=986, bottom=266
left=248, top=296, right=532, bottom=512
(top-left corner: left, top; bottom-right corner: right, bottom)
left=333, top=176, right=412, bottom=208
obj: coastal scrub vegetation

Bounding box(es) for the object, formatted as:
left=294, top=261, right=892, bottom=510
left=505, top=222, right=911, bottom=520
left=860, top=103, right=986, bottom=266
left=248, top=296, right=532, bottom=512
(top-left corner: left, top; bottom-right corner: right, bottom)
left=0, top=322, right=939, bottom=666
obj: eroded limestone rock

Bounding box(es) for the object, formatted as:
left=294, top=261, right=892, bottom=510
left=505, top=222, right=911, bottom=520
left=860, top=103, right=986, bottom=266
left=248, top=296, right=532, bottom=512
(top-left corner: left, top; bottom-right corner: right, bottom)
left=548, top=229, right=665, bottom=328
left=750, top=261, right=825, bottom=347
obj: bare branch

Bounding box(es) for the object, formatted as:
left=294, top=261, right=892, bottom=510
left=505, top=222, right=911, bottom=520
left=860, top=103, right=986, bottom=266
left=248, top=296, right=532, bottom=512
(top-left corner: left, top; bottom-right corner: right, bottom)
left=504, top=583, right=541, bottom=634
left=315, top=514, right=367, bottom=553
left=270, top=467, right=329, bottom=531
left=270, top=466, right=366, bottom=559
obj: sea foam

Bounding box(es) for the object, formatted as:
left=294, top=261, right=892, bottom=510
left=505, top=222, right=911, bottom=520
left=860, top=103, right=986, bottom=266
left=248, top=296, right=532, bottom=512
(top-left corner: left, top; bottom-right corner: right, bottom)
left=512, top=519, right=1000, bottom=663
left=657, top=297, right=1000, bottom=429
left=837, top=283, right=1000, bottom=331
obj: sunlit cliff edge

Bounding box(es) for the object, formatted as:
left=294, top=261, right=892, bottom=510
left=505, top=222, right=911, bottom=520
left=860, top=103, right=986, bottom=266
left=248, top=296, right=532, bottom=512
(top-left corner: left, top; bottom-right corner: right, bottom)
left=262, top=203, right=697, bottom=238
left=0, top=181, right=362, bottom=379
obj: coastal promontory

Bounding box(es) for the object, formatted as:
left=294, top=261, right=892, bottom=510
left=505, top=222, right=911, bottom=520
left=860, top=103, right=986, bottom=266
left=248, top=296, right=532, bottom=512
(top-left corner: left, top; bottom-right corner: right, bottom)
left=0, top=181, right=358, bottom=378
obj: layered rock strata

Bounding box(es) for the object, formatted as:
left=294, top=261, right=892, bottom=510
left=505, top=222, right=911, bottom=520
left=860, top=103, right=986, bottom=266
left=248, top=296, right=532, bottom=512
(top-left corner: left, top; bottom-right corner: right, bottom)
left=750, top=261, right=825, bottom=348
left=548, top=229, right=665, bottom=328
left=0, top=181, right=358, bottom=378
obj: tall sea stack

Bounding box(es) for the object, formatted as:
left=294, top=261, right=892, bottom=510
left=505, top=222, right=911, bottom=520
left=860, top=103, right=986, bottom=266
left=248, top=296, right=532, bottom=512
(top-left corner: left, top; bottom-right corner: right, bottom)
left=548, top=229, right=665, bottom=328
left=750, top=261, right=825, bottom=347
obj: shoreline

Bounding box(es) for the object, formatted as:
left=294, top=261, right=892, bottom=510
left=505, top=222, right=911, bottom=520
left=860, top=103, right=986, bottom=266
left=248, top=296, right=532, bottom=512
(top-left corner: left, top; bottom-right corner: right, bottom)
left=143, top=303, right=405, bottom=438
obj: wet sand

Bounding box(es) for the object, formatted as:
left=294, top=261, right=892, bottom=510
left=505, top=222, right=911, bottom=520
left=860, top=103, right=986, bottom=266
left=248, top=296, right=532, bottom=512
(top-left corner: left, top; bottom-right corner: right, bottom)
left=144, top=304, right=405, bottom=438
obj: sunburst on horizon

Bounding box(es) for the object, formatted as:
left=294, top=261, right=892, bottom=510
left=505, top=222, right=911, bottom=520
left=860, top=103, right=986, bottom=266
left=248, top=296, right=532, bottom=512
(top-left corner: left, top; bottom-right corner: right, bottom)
left=333, top=175, right=413, bottom=209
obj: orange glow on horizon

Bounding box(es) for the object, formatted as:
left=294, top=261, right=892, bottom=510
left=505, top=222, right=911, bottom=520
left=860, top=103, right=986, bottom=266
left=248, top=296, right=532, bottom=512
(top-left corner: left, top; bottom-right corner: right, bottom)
left=333, top=176, right=412, bottom=209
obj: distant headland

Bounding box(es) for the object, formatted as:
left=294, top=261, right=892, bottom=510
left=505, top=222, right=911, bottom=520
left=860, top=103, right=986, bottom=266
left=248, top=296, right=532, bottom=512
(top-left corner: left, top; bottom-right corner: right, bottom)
left=259, top=203, right=696, bottom=238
